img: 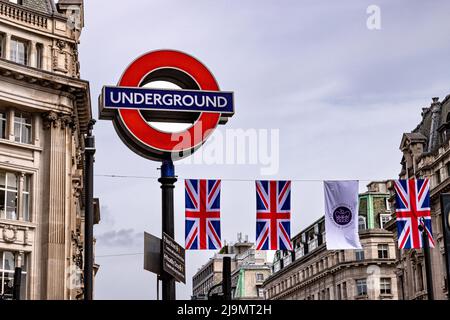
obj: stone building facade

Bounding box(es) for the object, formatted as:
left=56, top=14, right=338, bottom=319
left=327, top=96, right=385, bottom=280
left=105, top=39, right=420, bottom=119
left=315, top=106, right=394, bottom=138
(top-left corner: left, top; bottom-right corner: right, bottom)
left=231, top=237, right=271, bottom=300
left=192, top=234, right=272, bottom=300
left=385, top=96, right=450, bottom=300
left=263, top=182, right=399, bottom=300
left=0, top=0, right=98, bottom=300
left=192, top=252, right=236, bottom=300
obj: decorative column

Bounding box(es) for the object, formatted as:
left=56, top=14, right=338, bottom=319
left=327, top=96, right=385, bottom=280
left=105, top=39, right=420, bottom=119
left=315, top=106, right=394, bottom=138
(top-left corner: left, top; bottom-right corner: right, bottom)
left=41, top=44, right=48, bottom=71
left=8, top=108, right=15, bottom=142
left=42, top=111, right=72, bottom=300
left=33, top=114, right=41, bottom=147
left=17, top=173, right=24, bottom=221
left=29, top=41, right=37, bottom=68
left=17, top=251, right=24, bottom=268
left=5, top=34, right=11, bottom=60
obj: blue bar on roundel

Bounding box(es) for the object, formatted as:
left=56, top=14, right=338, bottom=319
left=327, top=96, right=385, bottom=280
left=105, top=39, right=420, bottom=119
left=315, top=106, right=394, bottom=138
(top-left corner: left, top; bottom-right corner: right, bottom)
left=102, top=86, right=234, bottom=115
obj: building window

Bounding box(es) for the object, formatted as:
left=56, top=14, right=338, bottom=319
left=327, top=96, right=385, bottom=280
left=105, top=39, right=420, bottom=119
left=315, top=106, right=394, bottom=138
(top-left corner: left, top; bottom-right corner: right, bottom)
left=14, top=112, right=32, bottom=144
left=0, top=112, right=6, bottom=139
left=380, top=214, right=391, bottom=229
left=0, top=172, right=18, bottom=220
left=283, top=253, right=292, bottom=267
left=295, top=242, right=304, bottom=259
left=355, top=249, right=365, bottom=261
left=9, top=0, right=24, bottom=5
left=337, top=284, right=342, bottom=300
left=378, top=244, right=389, bottom=259
left=356, top=279, right=367, bottom=296
left=256, top=273, right=264, bottom=282
left=10, top=38, right=28, bottom=66
left=342, top=282, right=347, bottom=299
left=416, top=263, right=424, bottom=292
left=385, top=198, right=391, bottom=210
left=380, top=278, right=392, bottom=295
left=435, top=170, right=442, bottom=185
left=0, top=171, right=31, bottom=222
left=0, top=251, right=14, bottom=299
left=358, top=216, right=367, bottom=231
left=0, top=251, right=27, bottom=300
left=258, top=288, right=264, bottom=298
left=273, top=261, right=280, bottom=273
left=36, top=44, right=43, bottom=69
left=447, top=162, right=450, bottom=179
left=0, top=34, right=4, bottom=59
left=308, top=235, right=317, bottom=251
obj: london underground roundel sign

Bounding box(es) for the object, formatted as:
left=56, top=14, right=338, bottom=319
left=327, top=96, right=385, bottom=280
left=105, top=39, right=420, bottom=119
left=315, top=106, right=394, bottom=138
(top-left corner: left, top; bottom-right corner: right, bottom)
left=99, top=50, right=234, bottom=161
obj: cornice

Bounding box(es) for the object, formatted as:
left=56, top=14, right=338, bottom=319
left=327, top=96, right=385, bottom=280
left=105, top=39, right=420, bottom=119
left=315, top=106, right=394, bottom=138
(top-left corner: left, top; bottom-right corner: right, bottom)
left=0, top=58, right=91, bottom=134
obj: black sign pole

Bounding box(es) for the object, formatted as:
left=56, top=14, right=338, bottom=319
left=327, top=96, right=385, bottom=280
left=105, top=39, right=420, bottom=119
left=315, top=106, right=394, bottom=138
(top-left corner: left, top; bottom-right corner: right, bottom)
left=12, top=267, right=22, bottom=300
left=440, top=194, right=450, bottom=299
left=222, top=257, right=232, bottom=300
left=419, top=219, right=434, bottom=300
left=84, top=120, right=96, bottom=301
left=159, top=160, right=177, bottom=300
left=157, top=276, right=160, bottom=301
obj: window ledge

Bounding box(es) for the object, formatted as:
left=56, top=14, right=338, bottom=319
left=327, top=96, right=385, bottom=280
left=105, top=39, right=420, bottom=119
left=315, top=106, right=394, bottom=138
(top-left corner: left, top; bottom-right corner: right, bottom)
left=0, top=139, right=42, bottom=152
left=0, top=218, right=37, bottom=229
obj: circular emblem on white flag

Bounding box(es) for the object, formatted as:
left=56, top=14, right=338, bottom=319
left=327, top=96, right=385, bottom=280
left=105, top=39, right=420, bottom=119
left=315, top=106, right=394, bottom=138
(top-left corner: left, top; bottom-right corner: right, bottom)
left=331, top=205, right=353, bottom=228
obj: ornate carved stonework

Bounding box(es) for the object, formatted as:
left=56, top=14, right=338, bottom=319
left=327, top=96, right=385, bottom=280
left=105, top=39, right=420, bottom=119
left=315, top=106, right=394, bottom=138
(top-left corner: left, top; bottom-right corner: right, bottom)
left=43, top=111, right=59, bottom=129
left=0, top=224, right=31, bottom=246
left=71, top=229, right=83, bottom=271
left=75, top=148, right=83, bottom=170
left=71, top=43, right=80, bottom=78
left=2, top=225, right=17, bottom=243
left=56, top=40, right=66, bottom=50
left=60, top=114, right=75, bottom=130
left=52, top=40, right=70, bottom=74
left=72, top=175, right=82, bottom=198
left=43, top=112, right=75, bottom=130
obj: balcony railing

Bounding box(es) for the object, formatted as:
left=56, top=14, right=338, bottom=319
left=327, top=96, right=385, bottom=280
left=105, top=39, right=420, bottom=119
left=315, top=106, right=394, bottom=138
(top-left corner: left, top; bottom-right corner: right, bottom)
left=0, top=2, right=48, bottom=30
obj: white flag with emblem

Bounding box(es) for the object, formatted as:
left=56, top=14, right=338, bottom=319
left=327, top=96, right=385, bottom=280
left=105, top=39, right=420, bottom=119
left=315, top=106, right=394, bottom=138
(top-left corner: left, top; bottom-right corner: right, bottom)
left=324, top=180, right=362, bottom=250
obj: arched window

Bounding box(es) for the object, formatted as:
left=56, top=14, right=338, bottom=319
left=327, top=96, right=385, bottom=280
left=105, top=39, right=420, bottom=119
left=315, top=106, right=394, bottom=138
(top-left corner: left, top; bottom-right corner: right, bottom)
left=359, top=216, right=367, bottom=231
left=416, top=263, right=424, bottom=292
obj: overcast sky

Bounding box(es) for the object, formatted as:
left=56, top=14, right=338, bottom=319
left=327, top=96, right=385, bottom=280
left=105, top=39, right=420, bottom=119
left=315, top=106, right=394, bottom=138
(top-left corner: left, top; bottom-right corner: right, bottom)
left=77, top=0, right=450, bottom=299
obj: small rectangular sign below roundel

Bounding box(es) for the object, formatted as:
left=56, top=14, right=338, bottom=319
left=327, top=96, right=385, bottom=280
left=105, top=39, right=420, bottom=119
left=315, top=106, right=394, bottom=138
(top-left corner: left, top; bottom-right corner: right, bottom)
left=99, top=86, right=234, bottom=120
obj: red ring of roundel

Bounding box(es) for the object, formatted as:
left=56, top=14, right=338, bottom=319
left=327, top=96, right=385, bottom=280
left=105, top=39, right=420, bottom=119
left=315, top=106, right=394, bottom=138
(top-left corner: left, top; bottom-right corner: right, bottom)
left=117, top=50, right=221, bottom=153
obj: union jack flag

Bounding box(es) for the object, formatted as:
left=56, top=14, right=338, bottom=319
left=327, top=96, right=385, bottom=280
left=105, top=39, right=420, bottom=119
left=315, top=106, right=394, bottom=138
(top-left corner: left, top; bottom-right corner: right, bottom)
left=256, top=180, right=293, bottom=251
left=394, top=179, right=435, bottom=249
left=185, top=179, right=222, bottom=250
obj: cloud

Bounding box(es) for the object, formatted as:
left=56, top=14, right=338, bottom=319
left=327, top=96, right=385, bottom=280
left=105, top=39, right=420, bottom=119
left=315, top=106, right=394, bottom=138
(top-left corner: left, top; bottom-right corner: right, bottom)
left=96, top=229, right=141, bottom=248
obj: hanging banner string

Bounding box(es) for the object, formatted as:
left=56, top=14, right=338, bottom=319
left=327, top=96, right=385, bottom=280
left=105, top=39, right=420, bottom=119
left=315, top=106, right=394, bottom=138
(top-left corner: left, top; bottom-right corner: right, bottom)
left=95, top=174, right=402, bottom=183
